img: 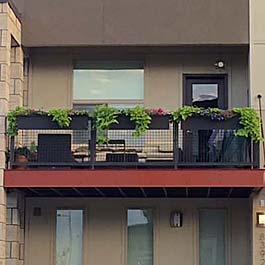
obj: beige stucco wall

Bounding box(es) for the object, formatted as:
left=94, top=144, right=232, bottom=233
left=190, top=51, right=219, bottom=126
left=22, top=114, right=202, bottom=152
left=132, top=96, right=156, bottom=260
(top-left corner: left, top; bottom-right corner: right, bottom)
left=250, top=0, right=265, bottom=109
left=25, top=198, right=251, bottom=265
left=28, top=50, right=249, bottom=111
left=249, top=0, right=265, bottom=169
left=12, top=0, right=249, bottom=47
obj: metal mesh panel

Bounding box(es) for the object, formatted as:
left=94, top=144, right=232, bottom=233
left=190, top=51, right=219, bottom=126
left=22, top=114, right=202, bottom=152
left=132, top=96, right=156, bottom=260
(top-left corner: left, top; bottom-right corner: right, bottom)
left=177, top=126, right=252, bottom=166
left=96, top=125, right=174, bottom=165
left=8, top=120, right=257, bottom=169
left=11, top=126, right=92, bottom=167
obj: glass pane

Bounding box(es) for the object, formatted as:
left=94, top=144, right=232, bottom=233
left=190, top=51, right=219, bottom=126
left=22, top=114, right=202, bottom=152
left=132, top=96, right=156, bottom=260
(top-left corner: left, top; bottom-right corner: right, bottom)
left=199, top=210, right=226, bottom=265
left=56, top=210, right=83, bottom=265
left=127, top=209, right=153, bottom=265
left=73, top=67, right=144, bottom=100
left=192, top=84, right=218, bottom=108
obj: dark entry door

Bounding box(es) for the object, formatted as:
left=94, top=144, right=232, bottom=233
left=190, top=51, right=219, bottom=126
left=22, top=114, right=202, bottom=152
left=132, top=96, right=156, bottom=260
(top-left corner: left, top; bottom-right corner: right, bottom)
left=182, top=75, right=228, bottom=163
left=184, top=74, right=228, bottom=109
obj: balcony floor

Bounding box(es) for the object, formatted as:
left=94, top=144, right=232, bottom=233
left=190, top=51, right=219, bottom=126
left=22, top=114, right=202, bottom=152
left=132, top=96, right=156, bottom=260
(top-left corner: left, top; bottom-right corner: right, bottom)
left=4, top=169, right=265, bottom=199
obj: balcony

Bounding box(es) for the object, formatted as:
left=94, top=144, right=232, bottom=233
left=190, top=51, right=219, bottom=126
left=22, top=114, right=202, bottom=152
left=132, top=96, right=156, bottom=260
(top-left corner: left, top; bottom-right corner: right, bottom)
left=7, top=108, right=259, bottom=169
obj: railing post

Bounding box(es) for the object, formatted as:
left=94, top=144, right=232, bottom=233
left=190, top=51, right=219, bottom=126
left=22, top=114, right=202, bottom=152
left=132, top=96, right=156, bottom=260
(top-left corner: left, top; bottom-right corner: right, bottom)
left=90, top=118, right=97, bottom=169
left=253, top=140, right=260, bottom=168
left=10, top=136, right=15, bottom=168
left=173, top=123, right=179, bottom=169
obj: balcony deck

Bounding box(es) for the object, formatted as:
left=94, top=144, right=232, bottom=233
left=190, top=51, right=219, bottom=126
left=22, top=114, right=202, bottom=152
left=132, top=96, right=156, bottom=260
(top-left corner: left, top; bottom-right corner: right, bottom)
left=8, top=114, right=259, bottom=170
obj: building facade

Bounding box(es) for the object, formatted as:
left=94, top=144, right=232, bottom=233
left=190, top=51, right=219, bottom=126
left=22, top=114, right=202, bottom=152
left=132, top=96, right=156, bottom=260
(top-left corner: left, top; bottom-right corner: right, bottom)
left=1, top=1, right=265, bottom=265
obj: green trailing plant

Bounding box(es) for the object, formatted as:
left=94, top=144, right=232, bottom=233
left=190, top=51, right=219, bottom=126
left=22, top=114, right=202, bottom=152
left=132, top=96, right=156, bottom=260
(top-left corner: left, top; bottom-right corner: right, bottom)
left=125, top=106, right=152, bottom=137
left=171, top=106, right=202, bottom=123
left=14, top=146, right=31, bottom=158
left=48, top=109, right=71, bottom=128
left=6, top=106, right=262, bottom=142
left=30, top=141, right=37, bottom=154
left=94, top=105, right=120, bottom=144
left=7, top=107, right=28, bottom=136
left=233, top=108, right=262, bottom=142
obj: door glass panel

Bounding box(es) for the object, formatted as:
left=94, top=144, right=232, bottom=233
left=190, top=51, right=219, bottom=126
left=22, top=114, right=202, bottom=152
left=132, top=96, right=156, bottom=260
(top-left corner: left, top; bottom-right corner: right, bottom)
left=192, top=84, right=218, bottom=108
left=56, top=210, right=83, bottom=265
left=199, top=209, right=226, bottom=265
left=127, top=209, right=153, bottom=265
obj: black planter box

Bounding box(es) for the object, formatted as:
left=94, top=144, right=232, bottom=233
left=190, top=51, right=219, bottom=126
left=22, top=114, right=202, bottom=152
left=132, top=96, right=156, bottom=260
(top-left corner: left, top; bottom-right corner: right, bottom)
left=16, top=114, right=90, bottom=130
left=109, top=114, right=135, bottom=130
left=149, top=115, right=170, bottom=129
left=181, top=115, right=240, bottom=130
left=109, top=114, right=170, bottom=130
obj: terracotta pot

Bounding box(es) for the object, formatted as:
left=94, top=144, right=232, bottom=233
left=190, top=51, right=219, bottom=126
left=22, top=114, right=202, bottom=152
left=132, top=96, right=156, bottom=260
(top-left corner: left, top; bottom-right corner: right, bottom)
left=16, top=155, right=28, bottom=170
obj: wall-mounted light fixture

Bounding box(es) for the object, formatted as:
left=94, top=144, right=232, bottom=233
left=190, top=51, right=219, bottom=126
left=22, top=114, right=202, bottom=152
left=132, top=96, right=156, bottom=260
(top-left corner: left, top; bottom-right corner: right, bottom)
left=257, top=212, right=265, bottom=227
left=170, top=211, right=183, bottom=228
left=214, top=60, right=225, bottom=69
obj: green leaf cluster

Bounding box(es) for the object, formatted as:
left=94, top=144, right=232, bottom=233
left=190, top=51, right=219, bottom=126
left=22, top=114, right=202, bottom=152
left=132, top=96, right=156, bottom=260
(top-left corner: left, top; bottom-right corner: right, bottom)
left=7, top=107, right=28, bottom=136
left=6, top=105, right=263, bottom=142
left=48, top=109, right=72, bottom=128
left=94, top=105, right=120, bottom=144
left=125, top=106, right=152, bottom=137
left=171, top=106, right=201, bottom=123
left=233, top=108, right=262, bottom=142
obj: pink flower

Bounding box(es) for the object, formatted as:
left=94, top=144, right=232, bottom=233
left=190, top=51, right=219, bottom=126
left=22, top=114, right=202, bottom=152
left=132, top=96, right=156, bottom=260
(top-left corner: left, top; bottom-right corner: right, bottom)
left=148, top=108, right=168, bottom=115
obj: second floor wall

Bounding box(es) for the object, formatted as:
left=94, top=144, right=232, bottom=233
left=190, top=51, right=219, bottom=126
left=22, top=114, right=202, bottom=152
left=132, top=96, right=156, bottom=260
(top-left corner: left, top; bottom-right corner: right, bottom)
left=25, top=47, right=249, bottom=111
left=12, top=0, right=249, bottom=47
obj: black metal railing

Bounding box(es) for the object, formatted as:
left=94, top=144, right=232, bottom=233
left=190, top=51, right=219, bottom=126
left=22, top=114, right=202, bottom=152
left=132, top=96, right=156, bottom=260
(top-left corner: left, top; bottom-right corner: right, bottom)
left=8, top=114, right=259, bottom=169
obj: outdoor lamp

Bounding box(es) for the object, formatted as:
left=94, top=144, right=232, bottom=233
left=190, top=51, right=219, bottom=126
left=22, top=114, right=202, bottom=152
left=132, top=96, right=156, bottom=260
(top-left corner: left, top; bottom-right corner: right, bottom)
left=257, top=212, right=265, bottom=227
left=170, top=211, right=183, bottom=228
left=214, top=60, right=225, bottom=69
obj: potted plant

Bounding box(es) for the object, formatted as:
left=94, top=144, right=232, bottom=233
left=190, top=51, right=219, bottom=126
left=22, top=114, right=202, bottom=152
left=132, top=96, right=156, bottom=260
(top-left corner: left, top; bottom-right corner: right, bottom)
left=110, top=107, right=170, bottom=130
left=95, top=105, right=171, bottom=143
left=171, top=106, right=262, bottom=142
left=124, top=106, right=152, bottom=137
left=8, top=107, right=90, bottom=135
left=14, top=146, right=31, bottom=169
left=94, top=105, right=120, bottom=143
left=29, top=141, right=38, bottom=161
left=148, top=108, right=170, bottom=129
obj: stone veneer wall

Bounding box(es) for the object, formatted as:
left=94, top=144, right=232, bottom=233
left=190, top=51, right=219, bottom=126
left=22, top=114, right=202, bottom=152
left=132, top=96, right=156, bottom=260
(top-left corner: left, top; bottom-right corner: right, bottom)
left=6, top=192, right=24, bottom=265
left=0, top=2, right=23, bottom=265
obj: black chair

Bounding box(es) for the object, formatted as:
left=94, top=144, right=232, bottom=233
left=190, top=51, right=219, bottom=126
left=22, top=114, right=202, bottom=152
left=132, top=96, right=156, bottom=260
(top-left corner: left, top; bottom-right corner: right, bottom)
left=38, top=134, right=74, bottom=164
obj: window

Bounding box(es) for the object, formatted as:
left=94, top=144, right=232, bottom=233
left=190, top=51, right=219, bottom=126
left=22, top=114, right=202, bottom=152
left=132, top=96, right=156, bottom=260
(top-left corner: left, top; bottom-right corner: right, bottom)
left=73, top=61, right=144, bottom=107
left=56, top=210, right=83, bottom=265
left=127, top=209, right=153, bottom=265
left=199, top=209, right=227, bottom=265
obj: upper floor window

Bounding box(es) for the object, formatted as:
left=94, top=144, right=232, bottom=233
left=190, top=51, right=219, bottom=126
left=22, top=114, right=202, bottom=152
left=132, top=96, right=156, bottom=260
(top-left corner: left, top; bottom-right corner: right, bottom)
left=73, top=61, right=144, bottom=106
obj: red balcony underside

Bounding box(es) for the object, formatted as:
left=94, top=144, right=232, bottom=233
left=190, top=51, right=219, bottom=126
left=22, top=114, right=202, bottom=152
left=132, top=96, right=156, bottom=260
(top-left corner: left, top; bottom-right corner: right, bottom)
left=4, top=169, right=265, bottom=188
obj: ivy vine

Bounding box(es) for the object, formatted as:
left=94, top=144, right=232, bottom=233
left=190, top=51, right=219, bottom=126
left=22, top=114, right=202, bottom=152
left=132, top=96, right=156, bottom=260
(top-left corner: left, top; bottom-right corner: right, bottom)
left=94, top=105, right=120, bottom=144
left=7, top=107, right=28, bottom=136
left=233, top=108, right=262, bottom=142
left=6, top=105, right=263, bottom=142
left=125, top=106, right=152, bottom=137
left=48, top=109, right=72, bottom=128
left=171, top=106, right=201, bottom=123
left=171, top=106, right=262, bottom=142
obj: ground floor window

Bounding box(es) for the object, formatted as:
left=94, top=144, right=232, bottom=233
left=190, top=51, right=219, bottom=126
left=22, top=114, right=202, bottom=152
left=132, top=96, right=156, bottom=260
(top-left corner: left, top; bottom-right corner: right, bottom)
left=199, top=209, right=227, bottom=265
left=127, top=209, right=153, bottom=265
left=56, top=210, right=83, bottom=265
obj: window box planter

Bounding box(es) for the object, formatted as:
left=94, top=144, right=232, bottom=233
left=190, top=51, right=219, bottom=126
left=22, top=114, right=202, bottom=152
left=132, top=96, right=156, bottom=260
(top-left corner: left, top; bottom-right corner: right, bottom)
left=181, top=115, right=240, bottom=130
left=16, top=114, right=90, bottom=130
left=109, top=114, right=170, bottom=130
left=149, top=114, right=170, bottom=129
